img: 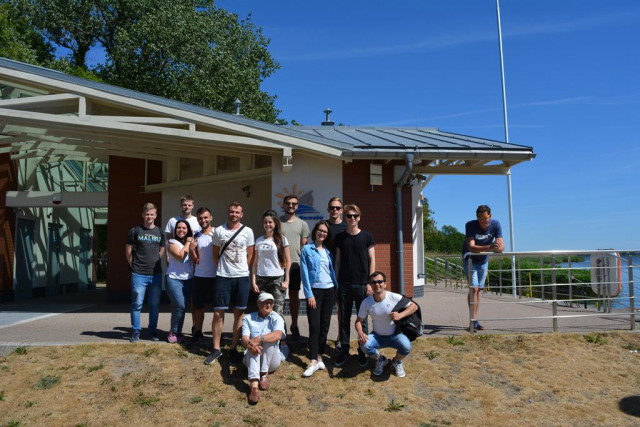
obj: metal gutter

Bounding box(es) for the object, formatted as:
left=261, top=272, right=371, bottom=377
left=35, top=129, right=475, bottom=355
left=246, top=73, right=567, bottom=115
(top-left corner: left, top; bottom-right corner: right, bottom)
left=395, top=153, right=415, bottom=295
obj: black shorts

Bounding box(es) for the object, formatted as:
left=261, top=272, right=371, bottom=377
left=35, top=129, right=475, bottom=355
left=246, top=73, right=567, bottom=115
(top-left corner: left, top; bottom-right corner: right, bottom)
left=192, top=276, right=215, bottom=309
left=289, top=263, right=301, bottom=292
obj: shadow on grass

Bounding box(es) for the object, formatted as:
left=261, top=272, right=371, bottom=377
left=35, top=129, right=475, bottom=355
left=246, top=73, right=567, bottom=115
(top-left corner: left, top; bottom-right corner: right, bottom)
left=619, top=396, right=640, bottom=417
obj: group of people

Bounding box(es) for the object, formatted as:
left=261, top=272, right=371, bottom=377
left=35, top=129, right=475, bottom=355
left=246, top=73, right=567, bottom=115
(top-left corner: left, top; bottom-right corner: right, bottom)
left=126, top=193, right=503, bottom=405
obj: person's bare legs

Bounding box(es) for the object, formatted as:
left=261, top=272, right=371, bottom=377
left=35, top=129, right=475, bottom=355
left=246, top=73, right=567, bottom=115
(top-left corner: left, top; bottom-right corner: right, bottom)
left=212, top=310, right=225, bottom=350
left=231, top=308, right=244, bottom=348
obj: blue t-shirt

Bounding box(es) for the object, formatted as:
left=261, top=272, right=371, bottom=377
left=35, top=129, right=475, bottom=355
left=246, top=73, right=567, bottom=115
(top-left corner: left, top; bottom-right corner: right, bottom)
left=461, top=219, right=502, bottom=264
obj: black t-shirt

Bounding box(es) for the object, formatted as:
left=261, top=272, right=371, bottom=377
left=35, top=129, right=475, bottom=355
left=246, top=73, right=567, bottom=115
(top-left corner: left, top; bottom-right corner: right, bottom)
left=326, top=220, right=348, bottom=258
left=127, top=225, right=164, bottom=275
left=334, top=230, right=375, bottom=284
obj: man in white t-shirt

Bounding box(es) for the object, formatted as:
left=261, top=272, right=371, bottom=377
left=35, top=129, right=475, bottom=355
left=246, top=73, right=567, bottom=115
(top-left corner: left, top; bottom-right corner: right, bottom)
left=165, top=195, right=201, bottom=242
left=355, top=271, right=417, bottom=378
left=204, top=202, right=255, bottom=366
left=188, top=207, right=216, bottom=346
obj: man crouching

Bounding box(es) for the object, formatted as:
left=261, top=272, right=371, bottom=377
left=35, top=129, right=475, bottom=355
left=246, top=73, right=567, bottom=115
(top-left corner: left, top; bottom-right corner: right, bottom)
left=355, top=271, right=418, bottom=378
left=241, top=292, right=285, bottom=405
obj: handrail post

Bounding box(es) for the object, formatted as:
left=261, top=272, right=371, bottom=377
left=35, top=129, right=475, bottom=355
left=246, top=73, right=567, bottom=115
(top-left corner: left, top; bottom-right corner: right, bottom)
left=467, top=256, right=475, bottom=333
left=445, top=259, right=449, bottom=288
left=551, top=254, right=558, bottom=332
left=433, top=257, right=438, bottom=287
left=628, top=253, right=635, bottom=331
left=568, top=256, right=573, bottom=304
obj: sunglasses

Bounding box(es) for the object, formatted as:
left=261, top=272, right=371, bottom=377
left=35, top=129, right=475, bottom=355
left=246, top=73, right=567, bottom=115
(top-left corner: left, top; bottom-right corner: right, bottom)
left=370, top=280, right=385, bottom=285
left=285, top=202, right=298, bottom=206
left=329, top=206, right=342, bottom=211
left=346, top=214, right=359, bottom=219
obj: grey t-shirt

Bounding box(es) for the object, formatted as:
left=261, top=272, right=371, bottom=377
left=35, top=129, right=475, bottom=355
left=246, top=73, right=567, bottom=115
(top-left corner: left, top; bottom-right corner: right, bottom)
left=280, top=216, right=310, bottom=264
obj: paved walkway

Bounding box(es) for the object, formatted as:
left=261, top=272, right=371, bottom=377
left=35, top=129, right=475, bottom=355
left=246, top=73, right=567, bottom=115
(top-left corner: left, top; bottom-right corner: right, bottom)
left=0, top=284, right=637, bottom=356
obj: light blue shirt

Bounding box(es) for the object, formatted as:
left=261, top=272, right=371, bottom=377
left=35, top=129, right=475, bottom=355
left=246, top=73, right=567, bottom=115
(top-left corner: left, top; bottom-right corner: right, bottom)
left=300, top=243, right=338, bottom=299
left=241, top=310, right=285, bottom=341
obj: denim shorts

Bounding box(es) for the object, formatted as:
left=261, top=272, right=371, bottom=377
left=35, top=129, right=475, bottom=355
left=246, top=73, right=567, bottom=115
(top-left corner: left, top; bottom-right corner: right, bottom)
left=464, top=260, right=489, bottom=289
left=213, top=276, right=250, bottom=310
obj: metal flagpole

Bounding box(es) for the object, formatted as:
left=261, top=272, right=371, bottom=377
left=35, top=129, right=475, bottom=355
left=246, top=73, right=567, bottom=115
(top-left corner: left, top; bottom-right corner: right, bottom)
left=496, top=0, right=518, bottom=297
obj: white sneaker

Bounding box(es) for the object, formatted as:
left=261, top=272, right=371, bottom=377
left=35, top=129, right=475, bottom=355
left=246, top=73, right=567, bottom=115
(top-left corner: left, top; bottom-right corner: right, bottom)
left=317, top=360, right=326, bottom=370
left=303, top=363, right=320, bottom=377
left=373, top=355, right=388, bottom=376
left=391, top=359, right=406, bottom=378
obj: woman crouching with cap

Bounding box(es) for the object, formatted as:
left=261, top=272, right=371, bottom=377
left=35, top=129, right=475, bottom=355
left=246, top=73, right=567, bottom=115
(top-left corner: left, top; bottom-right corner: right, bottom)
left=241, top=292, right=286, bottom=405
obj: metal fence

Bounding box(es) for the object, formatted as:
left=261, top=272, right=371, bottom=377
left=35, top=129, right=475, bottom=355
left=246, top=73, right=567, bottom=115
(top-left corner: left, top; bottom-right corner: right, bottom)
left=426, top=250, right=639, bottom=333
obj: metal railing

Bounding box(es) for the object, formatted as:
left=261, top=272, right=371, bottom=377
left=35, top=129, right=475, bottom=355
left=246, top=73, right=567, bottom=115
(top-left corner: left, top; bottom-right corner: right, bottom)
left=428, top=250, right=639, bottom=333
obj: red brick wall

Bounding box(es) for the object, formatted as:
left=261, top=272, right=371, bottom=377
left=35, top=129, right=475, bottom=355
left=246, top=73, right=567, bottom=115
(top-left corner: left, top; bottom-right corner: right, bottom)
left=0, top=154, right=16, bottom=301
left=106, top=156, right=162, bottom=302
left=342, top=160, right=415, bottom=296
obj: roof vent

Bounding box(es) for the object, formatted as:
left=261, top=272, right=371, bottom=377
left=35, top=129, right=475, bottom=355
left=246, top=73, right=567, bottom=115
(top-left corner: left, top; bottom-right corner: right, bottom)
left=321, top=108, right=334, bottom=126
left=234, top=99, right=242, bottom=116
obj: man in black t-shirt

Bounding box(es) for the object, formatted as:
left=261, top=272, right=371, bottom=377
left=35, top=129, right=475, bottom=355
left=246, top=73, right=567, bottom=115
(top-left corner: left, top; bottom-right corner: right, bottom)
left=334, top=203, right=375, bottom=367
left=126, top=203, right=165, bottom=343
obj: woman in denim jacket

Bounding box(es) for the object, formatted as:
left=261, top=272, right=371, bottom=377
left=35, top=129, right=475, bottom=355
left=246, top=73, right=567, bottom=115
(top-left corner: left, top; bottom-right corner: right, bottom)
left=300, top=220, right=338, bottom=377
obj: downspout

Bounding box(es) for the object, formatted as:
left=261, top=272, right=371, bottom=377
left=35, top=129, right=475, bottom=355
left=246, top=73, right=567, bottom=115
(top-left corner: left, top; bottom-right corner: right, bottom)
left=396, top=153, right=414, bottom=295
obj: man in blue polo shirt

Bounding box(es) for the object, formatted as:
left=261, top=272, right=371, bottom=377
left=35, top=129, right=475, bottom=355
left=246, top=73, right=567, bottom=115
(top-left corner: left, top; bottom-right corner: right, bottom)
left=462, top=205, right=504, bottom=331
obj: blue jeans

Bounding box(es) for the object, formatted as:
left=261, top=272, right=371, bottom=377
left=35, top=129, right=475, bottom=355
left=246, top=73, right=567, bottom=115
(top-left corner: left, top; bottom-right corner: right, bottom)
left=360, top=331, right=412, bottom=357
left=165, top=276, right=193, bottom=334
left=464, top=260, right=489, bottom=289
left=130, top=273, right=162, bottom=333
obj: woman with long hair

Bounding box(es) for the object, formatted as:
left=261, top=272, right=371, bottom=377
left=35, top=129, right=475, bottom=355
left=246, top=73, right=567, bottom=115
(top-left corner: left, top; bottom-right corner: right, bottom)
left=300, top=220, right=338, bottom=377
left=251, top=210, right=291, bottom=318
left=165, top=219, right=194, bottom=343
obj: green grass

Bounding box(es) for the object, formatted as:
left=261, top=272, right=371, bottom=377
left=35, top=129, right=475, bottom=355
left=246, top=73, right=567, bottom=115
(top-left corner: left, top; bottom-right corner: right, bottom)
left=87, top=363, right=104, bottom=372
left=14, top=347, right=27, bottom=355
left=385, top=399, right=405, bottom=412
left=133, top=392, right=159, bottom=406
left=583, top=332, right=607, bottom=345
left=36, top=375, right=60, bottom=390
left=446, top=336, right=465, bottom=346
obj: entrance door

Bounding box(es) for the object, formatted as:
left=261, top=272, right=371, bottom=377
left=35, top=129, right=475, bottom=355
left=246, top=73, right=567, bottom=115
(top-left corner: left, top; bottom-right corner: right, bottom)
left=47, top=223, right=62, bottom=295
left=14, top=218, right=36, bottom=300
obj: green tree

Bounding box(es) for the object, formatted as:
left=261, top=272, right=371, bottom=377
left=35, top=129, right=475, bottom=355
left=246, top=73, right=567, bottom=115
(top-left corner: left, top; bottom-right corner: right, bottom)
left=13, top=0, right=280, bottom=121
left=0, top=1, right=53, bottom=64
left=422, top=197, right=465, bottom=254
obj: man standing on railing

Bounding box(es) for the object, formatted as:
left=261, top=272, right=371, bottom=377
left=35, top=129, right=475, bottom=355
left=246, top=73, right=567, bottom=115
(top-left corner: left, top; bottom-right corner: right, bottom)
left=462, top=205, right=504, bottom=331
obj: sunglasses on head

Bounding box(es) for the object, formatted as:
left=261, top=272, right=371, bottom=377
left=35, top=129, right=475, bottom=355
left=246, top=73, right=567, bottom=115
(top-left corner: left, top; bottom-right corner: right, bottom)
left=346, top=214, right=359, bottom=219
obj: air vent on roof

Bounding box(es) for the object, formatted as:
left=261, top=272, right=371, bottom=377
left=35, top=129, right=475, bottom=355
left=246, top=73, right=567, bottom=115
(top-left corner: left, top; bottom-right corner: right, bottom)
left=234, top=99, right=242, bottom=116
left=321, top=108, right=334, bottom=126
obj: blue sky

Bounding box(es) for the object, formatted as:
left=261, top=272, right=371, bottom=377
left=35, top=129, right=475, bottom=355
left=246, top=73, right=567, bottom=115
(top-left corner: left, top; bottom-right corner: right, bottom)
left=213, top=0, right=640, bottom=251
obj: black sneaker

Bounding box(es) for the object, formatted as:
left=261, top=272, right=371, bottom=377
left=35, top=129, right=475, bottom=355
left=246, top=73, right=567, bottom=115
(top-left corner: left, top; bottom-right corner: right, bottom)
left=335, top=352, right=349, bottom=367
left=291, top=326, right=301, bottom=342
left=358, top=348, right=368, bottom=367
left=150, top=332, right=160, bottom=342
left=190, top=330, right=203, bottom=345
left=229, top=348, right=242, bottom=364
left=204, top=348, right=222, bottom=365
left=335, top=340, right=342, bottom=352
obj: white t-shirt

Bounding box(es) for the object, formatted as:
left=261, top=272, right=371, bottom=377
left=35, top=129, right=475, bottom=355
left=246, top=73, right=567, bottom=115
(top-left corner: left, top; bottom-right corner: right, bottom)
left=194, top=230, right=216, bottom=278
left=164, top=216, right=201, bottom=236
left=166, top=239, right=194, bottom=280
left=255, top=235, right=289, bottom=277
left=357, top=291, right=410, bottom=336
left=212, top=224, right=255, bottom=278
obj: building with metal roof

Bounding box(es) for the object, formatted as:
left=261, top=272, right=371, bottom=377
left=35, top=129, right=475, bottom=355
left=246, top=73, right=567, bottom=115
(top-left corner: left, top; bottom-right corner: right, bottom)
left=0, top=57, right=535, bottom=302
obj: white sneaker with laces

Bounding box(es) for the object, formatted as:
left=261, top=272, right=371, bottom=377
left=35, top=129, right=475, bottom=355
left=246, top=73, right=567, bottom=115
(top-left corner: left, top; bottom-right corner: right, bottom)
left=391, top=359, right=406, bottom=378
left=303, top=363, right=320, bottom=377
left=373, top=355, right=388, bottom=376
left=317, top=360, right=326, bottom=370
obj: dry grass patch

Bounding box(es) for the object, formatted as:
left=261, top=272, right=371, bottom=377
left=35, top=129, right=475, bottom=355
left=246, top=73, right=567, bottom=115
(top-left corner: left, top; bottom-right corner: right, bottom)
left=1, top=333, right=639, bottom=426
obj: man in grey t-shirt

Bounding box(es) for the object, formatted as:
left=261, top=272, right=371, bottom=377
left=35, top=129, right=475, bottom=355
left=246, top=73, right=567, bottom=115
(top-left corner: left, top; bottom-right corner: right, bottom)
left=280, top=194, right=309, bottom=341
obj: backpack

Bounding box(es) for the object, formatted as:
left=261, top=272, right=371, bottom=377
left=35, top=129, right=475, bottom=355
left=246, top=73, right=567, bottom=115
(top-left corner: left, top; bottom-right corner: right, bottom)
left=392, top=296, right=423, bottom=341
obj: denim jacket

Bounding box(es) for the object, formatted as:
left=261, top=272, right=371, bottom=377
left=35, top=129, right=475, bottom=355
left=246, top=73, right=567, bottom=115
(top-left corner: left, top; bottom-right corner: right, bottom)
left=300, top=243, right=338, bottom=299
